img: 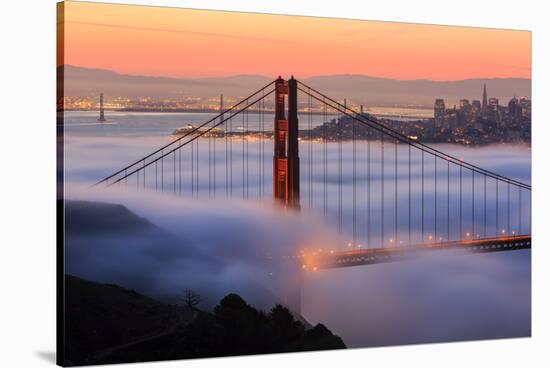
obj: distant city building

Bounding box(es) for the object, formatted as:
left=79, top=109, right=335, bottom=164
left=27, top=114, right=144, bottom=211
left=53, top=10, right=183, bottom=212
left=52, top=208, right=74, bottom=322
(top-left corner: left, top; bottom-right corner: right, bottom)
left=488, top=97, right=500, bottom=123
left=471, top=100, right=481, bottom=121
left=434, top=98, right=446, bottom=129
left=482, top=84, right=488, bottom=115
left=431, top=83, right=530, bottom=140
left=445, top=108, right=458, bottom=130
left=459, top=99, right=470, bottom=109
left=458, top=99, right=472, bottom=127
left=508, top=97, right=522, bottom=120
left=519, top=97, right=531, bottom=119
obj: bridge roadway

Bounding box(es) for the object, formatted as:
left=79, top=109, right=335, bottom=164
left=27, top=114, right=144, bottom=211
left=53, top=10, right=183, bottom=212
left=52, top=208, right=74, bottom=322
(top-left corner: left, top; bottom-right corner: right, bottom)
left=300, top=235, right=531, bottom=270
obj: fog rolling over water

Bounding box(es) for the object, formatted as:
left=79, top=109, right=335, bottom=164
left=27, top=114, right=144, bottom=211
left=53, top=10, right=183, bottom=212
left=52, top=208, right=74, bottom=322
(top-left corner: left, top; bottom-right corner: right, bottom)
left=303, top=248, right=530, bottom=347
left=63, top=111, right=531, bottom=347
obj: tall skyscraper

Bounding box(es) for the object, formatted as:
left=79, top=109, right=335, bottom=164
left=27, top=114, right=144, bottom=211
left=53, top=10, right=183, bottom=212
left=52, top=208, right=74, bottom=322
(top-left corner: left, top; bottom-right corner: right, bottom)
left=481, top=83, right=488, bottom=115
left=434, top=98, right=446, bottom=129
left=488, top=97, right=500, bottom=123
left=519, top=97, right=531, bottom=119
left=458, top=99, right=472, bottom=127
left=508, top=96, right=522, bottom=120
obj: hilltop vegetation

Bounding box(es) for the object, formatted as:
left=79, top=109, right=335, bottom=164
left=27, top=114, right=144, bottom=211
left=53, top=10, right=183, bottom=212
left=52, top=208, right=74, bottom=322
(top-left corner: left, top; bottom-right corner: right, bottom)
left=63, top=275, right=345, bottom=366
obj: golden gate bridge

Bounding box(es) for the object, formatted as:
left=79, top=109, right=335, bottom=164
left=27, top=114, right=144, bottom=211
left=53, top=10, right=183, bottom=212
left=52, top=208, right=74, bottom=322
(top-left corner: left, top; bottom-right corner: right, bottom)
left=94, top=76, right=531, bottom=280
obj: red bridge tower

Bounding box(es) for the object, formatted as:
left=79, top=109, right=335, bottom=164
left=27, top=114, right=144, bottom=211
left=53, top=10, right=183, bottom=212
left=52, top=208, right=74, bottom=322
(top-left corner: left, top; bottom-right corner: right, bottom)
left=273, top=77, right=300, bottom=209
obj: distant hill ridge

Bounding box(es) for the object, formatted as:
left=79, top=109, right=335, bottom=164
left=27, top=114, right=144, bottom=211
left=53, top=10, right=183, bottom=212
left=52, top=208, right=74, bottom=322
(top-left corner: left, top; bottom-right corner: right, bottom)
left=60, top=64, right=531, bottom=107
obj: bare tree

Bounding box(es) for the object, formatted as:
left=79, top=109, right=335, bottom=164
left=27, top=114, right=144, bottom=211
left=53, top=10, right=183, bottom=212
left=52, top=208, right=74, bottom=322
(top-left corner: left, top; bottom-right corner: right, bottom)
left=180, top=289, right=201, bottom=309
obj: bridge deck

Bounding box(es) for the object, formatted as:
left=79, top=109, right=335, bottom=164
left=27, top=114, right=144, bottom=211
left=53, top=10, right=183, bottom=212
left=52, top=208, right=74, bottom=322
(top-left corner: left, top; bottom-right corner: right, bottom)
left=301, top=235, right=531, bottom=270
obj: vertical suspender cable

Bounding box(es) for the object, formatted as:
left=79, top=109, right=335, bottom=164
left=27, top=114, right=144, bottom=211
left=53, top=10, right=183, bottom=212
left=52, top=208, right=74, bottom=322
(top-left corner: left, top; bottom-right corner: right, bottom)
left=484, top=175, right=487, bottom=238
left=471, top=170, right=474, bottom=237
left=258, top=98, right=263, bottom=199
left=519, top=187, right=522, bottom=235
left=421, top=150, right=424, bottom=242
left=435, top=155, right=437, bottom=242
left=196, top=133, right=199, bottom=197
left=214, top=96, right=220, bottom=198
left=210, top=115, right=212, bottom=198
left=225, top=101, right=229, bottom=196
left=193, top=136, right=195, bottom=196
left=447, top=160, right=450, bottom=241
left=368, top=123, right=372, bottom=248
left=528, top=190, right=531, bottom=234
left=246, top=102, right=249, bottom=199
left=261, top=93, right=265, bottom=198
left=394, top=139, right=397, bottom=245
left=338, top=108, right=342, bottom=236
left=323, top=101, right=327, bottom=219
left=507, top=182, right=511, bottom=234
left=459, top=165, right=462, bottom=239
left=381, top=128, right=385, bottom=247
left=242, top=102, right=245, bottom=199
left=353, top=103, right=357, bottom=244
left=409, top=143, right=411, bottom=245
left=496, top=179, right=499, bottom=236
left=179, top=145, right=181, bottom=195
left=230, top=114, right=233, bottom=197
left=310, top=94, right=313, bottom=208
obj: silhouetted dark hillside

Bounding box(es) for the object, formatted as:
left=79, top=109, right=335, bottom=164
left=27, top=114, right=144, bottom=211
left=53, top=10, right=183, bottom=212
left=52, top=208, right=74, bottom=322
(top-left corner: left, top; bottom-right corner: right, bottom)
left=62, top=276, right=345, bottom=366
left=63, top=275, right=189, bottom=366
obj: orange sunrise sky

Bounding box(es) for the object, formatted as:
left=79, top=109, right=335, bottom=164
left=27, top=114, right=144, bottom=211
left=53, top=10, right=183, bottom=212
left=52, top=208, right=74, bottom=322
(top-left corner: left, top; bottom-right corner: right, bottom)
left=59, top=1, right=531, bottom=81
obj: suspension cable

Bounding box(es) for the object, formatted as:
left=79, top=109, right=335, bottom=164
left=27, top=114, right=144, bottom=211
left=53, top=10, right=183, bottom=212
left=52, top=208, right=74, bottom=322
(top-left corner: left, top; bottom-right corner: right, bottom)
left=96, top=80, right=276, bottom=186
left=107, top=89, right=275, bottom=186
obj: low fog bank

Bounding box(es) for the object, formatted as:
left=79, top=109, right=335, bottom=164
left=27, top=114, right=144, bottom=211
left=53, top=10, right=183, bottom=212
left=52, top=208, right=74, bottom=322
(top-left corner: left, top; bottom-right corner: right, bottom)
left=302, top=248, right=531, bottom=347
left=64, top=183, right=531, bottom=347
left=64, top=184, right=340, bottom=312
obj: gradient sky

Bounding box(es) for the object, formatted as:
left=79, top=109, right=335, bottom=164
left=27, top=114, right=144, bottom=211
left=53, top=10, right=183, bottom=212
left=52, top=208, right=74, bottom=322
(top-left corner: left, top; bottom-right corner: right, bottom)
left=60, top=1, right=531, bottom=81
